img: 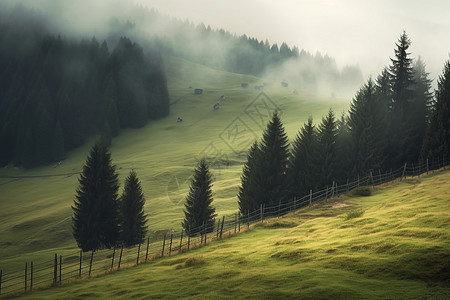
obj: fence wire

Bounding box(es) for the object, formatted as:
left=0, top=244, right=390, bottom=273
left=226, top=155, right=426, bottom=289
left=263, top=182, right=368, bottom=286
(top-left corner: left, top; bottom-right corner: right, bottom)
left=0, top=156, right=448, bottom=297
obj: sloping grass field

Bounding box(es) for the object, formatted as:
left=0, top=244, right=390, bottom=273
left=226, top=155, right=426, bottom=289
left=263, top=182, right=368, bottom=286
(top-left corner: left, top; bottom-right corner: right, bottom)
left=0, top=56, right=349, bottom=271
left=16, top=168, right=450, bottom=299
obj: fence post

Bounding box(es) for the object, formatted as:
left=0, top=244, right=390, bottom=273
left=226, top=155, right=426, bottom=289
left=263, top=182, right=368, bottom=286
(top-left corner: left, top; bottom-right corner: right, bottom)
left=277, top=200, right=281, bottom=218
left=59, top=255, right=62, bottom=283
left=111, top=246, right=116, bottom=270
left=79, top=251, right=82, bottom=277
left=187, top=233, right=190, bottom=250
left=370, top=172, right=374, bottom=188
left=187, top=226, right=191, bottom=250
left=357, top=174, right=360, bottom=186
left=118, top=245, right=123, bottom=270
left=238, top=214, right=240, bottom=232
left=169, top=232, right=173, bottom=257
left=24, top=262, right=27, bottom=292
left=178, top=231, right=183, bottom=253
left=332, top=181, right=335, bottom=197
left=204, top=221, right=207, bottom=245
left=146, top=237, right=150, bottom=261
left=162, top=233, right=166, bottom=257
left=136, top=243, right=141, bottom=265
left=216, top=219, right=220, bottom=239
left=53, top=253, right=57, bottom=284
left=88, top=251, right=94, bottom=277
left=401, top=162, right=407, bottom=180
left=247, top=210, right=250, bottom=228
left=309, top=189, right=312, bottom=206
left=200, top=222, right=204, bottom=244
left=260, top=204, right=263, bottom=223
left=234, top=213, right=237, bottom=233
left=220, top=216, right=225, bottom=239
left=30, top=261, right=33, bottom=291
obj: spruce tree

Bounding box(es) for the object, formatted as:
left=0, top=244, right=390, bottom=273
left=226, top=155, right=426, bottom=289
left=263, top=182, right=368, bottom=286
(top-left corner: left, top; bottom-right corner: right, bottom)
left=348, top=79, right=388, bottom=175
left=388, top=31, right=415, bottom=167
left=335, top=113, right=352, bottom=182
left=405, top=57, right=433, bottom=162
left=256, top=111, right=290, bottom=206
left=422, top=59, right=450, bottom=160
left=390, top=31, right=414, bottom=112
left=120, top=170, right=148, bottom=247
left=182, top=159, right=216, bottom=235
left=288, top=117, right=317, bottom=198
left=316, top=109, right=338, bottom=187
left=72, top=141, right=120, bottom=251
left=238, top=141, right=261, bottom=215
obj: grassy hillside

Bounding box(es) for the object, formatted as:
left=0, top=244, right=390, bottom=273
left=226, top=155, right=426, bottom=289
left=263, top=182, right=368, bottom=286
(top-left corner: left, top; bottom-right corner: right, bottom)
left=17, top=168, right=450, bottom=299
left=0, top=55, right=350, bottom=270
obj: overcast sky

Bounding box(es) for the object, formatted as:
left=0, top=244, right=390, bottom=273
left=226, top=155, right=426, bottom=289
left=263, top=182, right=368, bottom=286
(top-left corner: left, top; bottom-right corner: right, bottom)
left=133, top=0, right=450, bottom=83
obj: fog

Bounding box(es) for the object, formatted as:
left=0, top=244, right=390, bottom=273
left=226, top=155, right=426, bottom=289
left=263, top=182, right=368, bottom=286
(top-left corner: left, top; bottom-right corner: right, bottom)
left=134, top=0, right=450, bottom=85
left=5, top=0, right=449, bottom=90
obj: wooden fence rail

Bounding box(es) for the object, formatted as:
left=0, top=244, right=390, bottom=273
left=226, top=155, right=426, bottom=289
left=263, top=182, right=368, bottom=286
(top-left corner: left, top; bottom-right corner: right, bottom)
left=0, top=156, right=448, bottom=297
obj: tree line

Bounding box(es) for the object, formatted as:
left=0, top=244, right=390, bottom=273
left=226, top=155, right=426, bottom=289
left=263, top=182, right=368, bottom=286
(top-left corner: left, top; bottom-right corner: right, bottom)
left=0, top=7, right=169, bottom=168
left=126, top=6, right=362, bottom=91
left=238, top=32, right=450, bottom=214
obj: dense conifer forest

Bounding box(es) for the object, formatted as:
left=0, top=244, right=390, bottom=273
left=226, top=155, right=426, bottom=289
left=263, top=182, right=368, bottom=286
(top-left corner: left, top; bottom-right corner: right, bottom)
left=0, top=6, right=170, bottom=168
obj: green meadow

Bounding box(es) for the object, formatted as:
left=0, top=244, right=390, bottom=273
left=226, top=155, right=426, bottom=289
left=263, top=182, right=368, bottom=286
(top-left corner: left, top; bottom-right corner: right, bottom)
left=16, top=168, right=450, bottom=299
left=0, top=56, right=350, bottom=271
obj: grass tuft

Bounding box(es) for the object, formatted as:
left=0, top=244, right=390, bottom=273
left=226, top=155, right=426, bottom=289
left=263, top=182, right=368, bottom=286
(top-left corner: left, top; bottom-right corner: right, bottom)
left=345, top=209, right=365, bottom=220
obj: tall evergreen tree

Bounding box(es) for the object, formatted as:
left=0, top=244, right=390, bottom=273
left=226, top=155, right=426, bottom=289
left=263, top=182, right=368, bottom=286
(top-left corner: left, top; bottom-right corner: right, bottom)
left=182, top=159, right=216, bottom=235
left=288, top=117, right=317, bottom=198
left=404, top=57, right=433, bottom=162
left=388, top=31, right=415, bottom=167
left=237, top=141, right=261, bottom=215
left=120, top=170, right=148, bottom=247
left=390, top=31, right=414, bottom=112
left=255, top=111, right=290, bottom=206
left=375, top=67, right=393, bottom=110
left=422, top=59, right=450, bottom=160
left=348, top=78, right=388, bottom=175
left=72, top=141, right=120, bottom=251
left=316, top=109, right=338, bottom=187
left=335, top=113, right=352, bottom=182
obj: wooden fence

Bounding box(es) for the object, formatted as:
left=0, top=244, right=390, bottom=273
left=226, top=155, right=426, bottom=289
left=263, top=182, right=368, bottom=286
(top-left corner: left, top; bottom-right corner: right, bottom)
left=0, top=155, right=448, bottom=297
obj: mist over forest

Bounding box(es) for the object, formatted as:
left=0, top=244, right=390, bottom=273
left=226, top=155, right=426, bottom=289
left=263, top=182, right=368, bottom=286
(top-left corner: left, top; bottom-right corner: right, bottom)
left=0, top=1, right=365, bottom=168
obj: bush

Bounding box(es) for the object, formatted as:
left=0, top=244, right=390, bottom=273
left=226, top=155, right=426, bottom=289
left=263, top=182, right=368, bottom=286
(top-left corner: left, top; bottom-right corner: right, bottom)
left=345, top=209, right=364, bottom=220
left=351, top=186, right=372, bottom=196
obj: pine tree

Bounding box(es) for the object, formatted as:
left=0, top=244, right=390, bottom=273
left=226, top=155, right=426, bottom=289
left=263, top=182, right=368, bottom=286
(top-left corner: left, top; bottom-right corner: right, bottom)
left=388, top=31, right=415, bottom=167
left=422, top=59, right=450, bottom=160
left=182, top=159, right=216, bottom=235
left=120, top=170, right=148, bottom=247
left=404, top=57, right=433, bottom=162
left=335, top=113, right=352, bottom=182
left=238, top=141, right=261, bottom=215
left=288, top=117, right=317, bottom=198
left=348, top=79, right=388, bottom=175
left=390, top=31, right=414, bottom=112
left=256, top=111, right=290, bottom=206
left=316, top=109, right=338, bottom=187
left=72, top=141, right=120, bottom=251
